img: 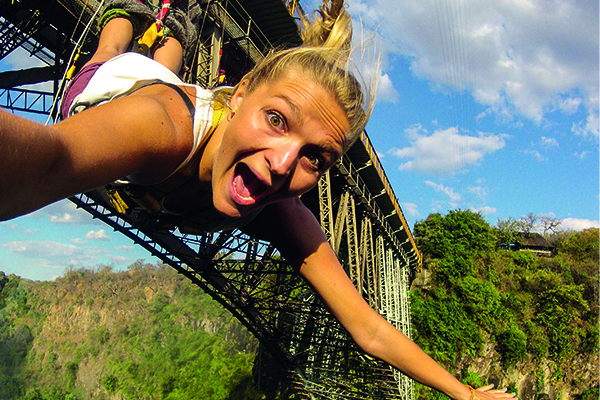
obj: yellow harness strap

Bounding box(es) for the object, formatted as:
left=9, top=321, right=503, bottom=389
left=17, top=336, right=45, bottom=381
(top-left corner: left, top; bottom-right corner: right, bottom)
left=106, top=187, right=129, bottom=214
left=136, top=24, right=164, bottom=57
left=65, top=52, right=81, bottom=80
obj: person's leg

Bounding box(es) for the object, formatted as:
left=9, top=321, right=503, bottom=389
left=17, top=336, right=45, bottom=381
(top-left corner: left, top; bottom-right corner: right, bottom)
left=84, top=17, right=134, bottom=67
left=152, top=36, right=184, bottom=75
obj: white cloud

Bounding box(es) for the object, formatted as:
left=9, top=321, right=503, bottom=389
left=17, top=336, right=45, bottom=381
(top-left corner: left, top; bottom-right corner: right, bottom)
left=560, top=218, right=599, bottom=231
left=27, top=200, right=101, bottom=225
left=521, top=136, right=561, bottom=161
left=573, top=151, right=589, bottom=159
left=1, top=221, right=38, bottom=237
left=557, top=96, right=582, bottom=115
left=376, top=72, right=399, bottom=102
left=116, top=245, right=135, bottom=252
left=404, top=123, right=428, bottom=139
left=401, top=202, right=419, bottom=218
left=540, top=136, right=559, bottom=148
left=50, top=213, right=79, bottom=224
left=3, top=241, right=79, bottom=257
left=522, top=149, right=545, bottom=162
left=425, top=181, right=461, bottom=207
left=389, top=125, right=507, bottom=174
left=1, top=221, right=19, bottom=230
left=572, top=110, right=600, bottom=138
left=85, top=229, right=111, bottom=241
left=352, top=0, right=599, bottom=130
left=2, top=240, right=109, bottom=270
left=467, top=185, right=487, bottom=201
left=471, top=206, right=497, bottom=215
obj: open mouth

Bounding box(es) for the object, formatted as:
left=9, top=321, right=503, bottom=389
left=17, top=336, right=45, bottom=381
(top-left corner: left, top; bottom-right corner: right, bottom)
left=231, top=163, right=268, bottom=205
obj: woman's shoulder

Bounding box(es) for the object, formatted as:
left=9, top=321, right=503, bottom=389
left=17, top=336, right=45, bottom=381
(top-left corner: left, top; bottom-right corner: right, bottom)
left=243, top=198, right=325, bottom=258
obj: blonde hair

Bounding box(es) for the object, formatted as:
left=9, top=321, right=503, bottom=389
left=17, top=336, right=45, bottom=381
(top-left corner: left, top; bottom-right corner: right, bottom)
left=230, top=0, right=374, bottom=149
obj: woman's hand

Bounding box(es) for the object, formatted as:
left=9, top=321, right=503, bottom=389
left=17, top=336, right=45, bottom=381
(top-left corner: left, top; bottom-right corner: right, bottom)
left=469, top=384, right=518, bottom=400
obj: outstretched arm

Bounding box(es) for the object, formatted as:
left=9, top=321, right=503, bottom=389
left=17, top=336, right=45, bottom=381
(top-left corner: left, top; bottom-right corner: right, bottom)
left=245, top=198, right=516, bottom=400
left=0, top=85, right=194, bottom=220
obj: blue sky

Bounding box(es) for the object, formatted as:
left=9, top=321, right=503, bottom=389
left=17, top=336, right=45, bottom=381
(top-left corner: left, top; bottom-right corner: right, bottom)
left=1, top=0, right=598, bottom=281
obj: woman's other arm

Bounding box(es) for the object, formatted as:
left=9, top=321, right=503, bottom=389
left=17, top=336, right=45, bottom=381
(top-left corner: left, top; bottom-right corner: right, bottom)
left=0, top=85, right=193, bottom=220
left=244, top=198, right=516, bottom=400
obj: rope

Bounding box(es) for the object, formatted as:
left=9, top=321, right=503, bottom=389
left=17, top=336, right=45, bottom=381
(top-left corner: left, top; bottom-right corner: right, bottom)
left=184, top=0, right=228, bottom=87
left=45, top=0, right=106, bottom=125
left=136, top=0, right=173, bottom=58
left=184, top=0, right=212, bottom=84
left=155, top=0, right=171, bottom=28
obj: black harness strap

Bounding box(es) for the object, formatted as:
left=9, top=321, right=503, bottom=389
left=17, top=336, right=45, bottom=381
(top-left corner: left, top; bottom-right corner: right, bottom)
left=160, top=81, right=196, bottom=117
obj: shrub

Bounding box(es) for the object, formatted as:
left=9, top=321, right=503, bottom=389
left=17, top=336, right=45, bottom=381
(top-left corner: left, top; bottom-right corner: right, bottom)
left=497, top=326, right=527, bottom=367
left=460, top=370, right=484, bottom=389
left=581, top=386, right=600, bottom=400
left=455, top=277, right=504, bottom=332
left=102, top=374, right=118, bottom=393
left=510, top=250, right=538, bottom=270
left=410, top=288, right=483, bottom=365
left=90, top=326, right=110, bottom=345
left=557, top=228, right=599, bottom=263
left=151, top=291, right=171, bottom=314
left=535, top=285, right=589, bottom=361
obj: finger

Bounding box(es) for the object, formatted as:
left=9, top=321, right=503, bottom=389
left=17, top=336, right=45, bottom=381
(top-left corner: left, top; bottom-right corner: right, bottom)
left=475, top=385, right=518, bottom=399
left=488, top=390, right=518, bottom=399
left=474, top=393, right=516, bottom=400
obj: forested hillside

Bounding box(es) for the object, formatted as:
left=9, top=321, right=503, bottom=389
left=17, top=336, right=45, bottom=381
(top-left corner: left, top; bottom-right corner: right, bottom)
left=0, top=262, right=267, bottom=400
left=0, top=211, right=597, bottom=400
left=410, top=210, right=599, bottom=400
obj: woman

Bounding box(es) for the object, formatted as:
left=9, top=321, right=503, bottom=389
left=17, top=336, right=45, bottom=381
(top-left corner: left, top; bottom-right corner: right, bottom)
left=0, top=1, right=517, bottom=399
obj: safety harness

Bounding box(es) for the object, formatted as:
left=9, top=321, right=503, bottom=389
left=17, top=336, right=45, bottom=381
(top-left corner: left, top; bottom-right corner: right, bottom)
left=135, top=0, right=173, bottom=56
left=102, top=86, right=227, bottom=220
left=64, top=0, right=175, bottom=82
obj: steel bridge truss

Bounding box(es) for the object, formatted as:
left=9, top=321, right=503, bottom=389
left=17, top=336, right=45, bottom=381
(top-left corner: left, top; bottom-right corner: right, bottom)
left=0, top=87, right=54, bottom=115
left=69, top=143, right=415, bottom=399
left=2, top=0, right=419, bottom=397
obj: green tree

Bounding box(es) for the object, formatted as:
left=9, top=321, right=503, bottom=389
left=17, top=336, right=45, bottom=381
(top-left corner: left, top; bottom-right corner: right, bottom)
left=102, top=374, right=119, bottom=394
left=495, top=217, right=527, bottom=247
left=412, top=210, right=598, bottom=398
left=556, top=228, right=599, bottom=262
left=414, top=210, right=495, bottom=282
left=534, top=284, right=589, bottom=361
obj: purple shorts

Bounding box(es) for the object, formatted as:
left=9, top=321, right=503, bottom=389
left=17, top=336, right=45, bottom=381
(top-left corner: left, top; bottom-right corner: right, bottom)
left=60, top=62, right=104, bottom=119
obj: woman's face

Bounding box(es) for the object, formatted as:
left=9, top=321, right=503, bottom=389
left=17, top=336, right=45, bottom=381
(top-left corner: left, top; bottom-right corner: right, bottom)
left=208, top=72, right=350, bottom=219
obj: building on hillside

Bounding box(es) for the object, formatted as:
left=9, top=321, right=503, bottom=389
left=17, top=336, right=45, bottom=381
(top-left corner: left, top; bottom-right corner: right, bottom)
left=500, top=232, right=554, bottom=257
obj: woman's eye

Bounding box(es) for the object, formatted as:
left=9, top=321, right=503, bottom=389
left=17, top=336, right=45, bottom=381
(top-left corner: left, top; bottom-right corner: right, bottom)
left=267, top=112, right=284, bottom=129
left=306, top=154, right=324, bottom=169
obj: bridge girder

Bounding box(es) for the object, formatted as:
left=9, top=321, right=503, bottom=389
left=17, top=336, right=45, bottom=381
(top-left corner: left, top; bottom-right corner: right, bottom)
left=1, top=1, right=420, bottom=398
left=0, top=87, right=54, bottom=115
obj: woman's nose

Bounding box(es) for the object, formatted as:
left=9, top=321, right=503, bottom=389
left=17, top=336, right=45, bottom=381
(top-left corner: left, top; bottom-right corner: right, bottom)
left=266, top=144, right=299, bottom=177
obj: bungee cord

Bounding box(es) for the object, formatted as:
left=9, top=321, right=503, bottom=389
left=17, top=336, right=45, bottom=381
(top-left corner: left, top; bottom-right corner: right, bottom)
left=45, top=0, right=107, bottom=125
